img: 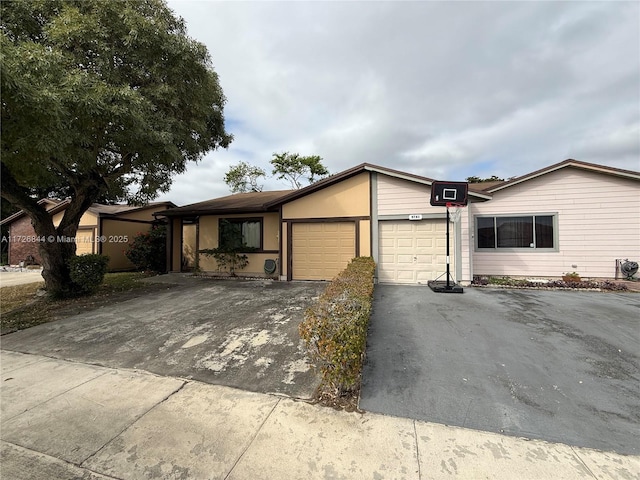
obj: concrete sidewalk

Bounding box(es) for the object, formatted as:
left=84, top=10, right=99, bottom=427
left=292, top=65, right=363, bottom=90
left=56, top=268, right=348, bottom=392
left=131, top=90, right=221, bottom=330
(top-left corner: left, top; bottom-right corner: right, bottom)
left=1, top=351, right=637, bottom=480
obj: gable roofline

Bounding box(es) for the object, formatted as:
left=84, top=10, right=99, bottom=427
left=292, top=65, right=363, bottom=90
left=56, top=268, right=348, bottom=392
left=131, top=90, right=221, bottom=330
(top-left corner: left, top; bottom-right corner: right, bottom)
left=265, top=163, right=492, bottom=207
left=486, top=159, right=640, bottom=193
left=0, top=199, right=71, bottom=226
left=90, top=201, right=176, bottom=217
left=1, top=200, right=176, bottom=226
left=158, top=190, right=294, bottom=217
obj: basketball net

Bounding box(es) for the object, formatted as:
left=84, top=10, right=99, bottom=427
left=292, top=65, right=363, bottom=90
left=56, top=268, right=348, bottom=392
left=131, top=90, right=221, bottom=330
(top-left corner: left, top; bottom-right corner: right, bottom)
left=446, top=203, right=465, bottom=223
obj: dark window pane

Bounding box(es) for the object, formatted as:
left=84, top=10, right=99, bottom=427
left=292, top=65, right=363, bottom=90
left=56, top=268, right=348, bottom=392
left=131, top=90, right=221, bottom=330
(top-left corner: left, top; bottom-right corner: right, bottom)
left=477, top=217, right=495, bottom=248
left=535, top=216, right=554, bottom=248
left=496, top=216, right=533, bottom=248
left=219, top=220, right=243, bottom=249
left=220, top=219, right=261, bottom=250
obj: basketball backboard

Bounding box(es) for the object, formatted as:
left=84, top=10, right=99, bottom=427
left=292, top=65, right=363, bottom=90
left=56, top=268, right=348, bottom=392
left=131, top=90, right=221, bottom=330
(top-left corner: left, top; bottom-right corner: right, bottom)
left=430, top=181, right=468, bottom=206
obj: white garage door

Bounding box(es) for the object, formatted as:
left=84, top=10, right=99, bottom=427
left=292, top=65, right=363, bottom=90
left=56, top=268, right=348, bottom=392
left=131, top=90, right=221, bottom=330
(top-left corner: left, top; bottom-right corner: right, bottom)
left=378, top=220, right=450, bottom=284
left=292, top=222, right=355, bottom=281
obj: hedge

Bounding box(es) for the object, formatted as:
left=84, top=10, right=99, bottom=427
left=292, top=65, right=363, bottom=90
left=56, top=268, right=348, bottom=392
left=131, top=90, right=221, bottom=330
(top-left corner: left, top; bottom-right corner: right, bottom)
left=68, top=254, right=109, bottom=295
left=299, top=256, right=376, bottom=395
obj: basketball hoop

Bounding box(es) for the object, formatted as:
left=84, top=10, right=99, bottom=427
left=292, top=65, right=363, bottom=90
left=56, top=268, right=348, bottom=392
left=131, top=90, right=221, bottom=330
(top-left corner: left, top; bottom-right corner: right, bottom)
left=446, top=203, right=465, bottom=223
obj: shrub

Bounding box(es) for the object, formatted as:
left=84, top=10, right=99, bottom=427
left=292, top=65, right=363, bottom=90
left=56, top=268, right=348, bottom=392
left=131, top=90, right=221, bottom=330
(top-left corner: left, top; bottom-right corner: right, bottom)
left=199, top=248, right=249, bottom=275
left=125, top=224, right=167, bottom=273
left=299, top=257, right=376, bottom=395
left=199, top=220, right=254, bottom=276
left=68, top=254, right=109, bottom=295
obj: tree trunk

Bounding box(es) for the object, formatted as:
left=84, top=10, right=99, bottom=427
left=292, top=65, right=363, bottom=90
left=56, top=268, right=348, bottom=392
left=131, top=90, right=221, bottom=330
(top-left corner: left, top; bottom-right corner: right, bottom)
left=1, top=163, right=101, bottom=297
left=39, top=236, right=76, bottom=298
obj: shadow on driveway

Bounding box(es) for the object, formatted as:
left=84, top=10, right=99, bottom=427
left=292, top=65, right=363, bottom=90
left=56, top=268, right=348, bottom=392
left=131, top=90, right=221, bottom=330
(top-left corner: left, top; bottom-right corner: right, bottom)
left=1, top=277, right=326, bottom=399
left=360, top=284, right=640, bottom=455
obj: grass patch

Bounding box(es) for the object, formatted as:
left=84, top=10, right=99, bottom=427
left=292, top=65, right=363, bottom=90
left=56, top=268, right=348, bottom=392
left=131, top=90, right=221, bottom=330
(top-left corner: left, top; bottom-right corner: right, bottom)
left=1, top=272, right=170, bottom=335
left=0, top=281, right=45, bottom=315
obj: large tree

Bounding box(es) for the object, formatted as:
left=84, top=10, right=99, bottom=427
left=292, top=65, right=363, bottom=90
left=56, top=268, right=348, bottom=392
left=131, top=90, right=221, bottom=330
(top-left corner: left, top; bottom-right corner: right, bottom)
left=224, top=161, right=266, bottom=193
left=1, top=0, right=232, bottom=296
left=270, top=152, right=329, bottom=189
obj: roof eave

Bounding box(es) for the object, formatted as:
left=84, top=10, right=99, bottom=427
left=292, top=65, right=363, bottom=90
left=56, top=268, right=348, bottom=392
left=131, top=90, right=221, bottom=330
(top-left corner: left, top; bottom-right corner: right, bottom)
left=487, top=159, right=640, bottom=193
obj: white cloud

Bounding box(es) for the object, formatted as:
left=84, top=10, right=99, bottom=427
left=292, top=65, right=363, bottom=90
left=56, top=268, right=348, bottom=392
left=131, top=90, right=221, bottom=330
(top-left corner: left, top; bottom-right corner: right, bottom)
left=158, top=0, right=639, bottom=205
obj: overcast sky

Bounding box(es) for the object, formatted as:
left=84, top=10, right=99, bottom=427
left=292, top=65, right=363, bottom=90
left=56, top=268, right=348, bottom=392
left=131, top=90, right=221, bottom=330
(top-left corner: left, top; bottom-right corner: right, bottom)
left=158, top=0, right=639, bottom=206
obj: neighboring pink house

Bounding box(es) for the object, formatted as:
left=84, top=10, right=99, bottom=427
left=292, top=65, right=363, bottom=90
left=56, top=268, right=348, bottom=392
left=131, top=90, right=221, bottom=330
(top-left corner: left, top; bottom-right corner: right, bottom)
left=466, top=160, right=640, bottom=281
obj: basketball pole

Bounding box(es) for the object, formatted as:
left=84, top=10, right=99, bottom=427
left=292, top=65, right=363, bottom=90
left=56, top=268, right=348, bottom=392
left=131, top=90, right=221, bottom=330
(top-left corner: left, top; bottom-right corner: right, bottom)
left=446, top=205, right=451, bottom=290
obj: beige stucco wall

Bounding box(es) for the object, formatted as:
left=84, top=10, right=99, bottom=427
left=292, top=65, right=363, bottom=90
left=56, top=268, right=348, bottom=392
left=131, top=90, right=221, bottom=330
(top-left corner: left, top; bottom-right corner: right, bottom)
left=471, top=168, right=640, bottom=279
left=282, top=173, right=370, bottom=219
left=51, top=210, right=98, bottom=228
left=101, top=219, right=151, bottom=271
left=198, top=213, right=280, bottom=275
left=359, top=219, right=371, bottom=257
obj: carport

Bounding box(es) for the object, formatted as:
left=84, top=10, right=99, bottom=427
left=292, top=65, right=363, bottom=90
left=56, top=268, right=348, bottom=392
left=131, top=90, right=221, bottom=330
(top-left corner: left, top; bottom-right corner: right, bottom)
left=360, top=284, right=640, bottom=455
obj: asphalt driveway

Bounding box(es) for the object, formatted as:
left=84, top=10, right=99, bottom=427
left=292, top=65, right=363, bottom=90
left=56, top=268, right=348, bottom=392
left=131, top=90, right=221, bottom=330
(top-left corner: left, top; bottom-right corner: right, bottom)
left=360, top=284, right=640, bottom=455
left=1, top=276, right=326, bottom=399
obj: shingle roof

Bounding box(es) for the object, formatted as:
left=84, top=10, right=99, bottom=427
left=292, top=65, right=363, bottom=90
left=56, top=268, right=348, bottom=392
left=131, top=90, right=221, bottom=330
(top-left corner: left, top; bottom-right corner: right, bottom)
left=485, top=159, right=640, bottom=193
left=158, top=190, right=294, bottom=217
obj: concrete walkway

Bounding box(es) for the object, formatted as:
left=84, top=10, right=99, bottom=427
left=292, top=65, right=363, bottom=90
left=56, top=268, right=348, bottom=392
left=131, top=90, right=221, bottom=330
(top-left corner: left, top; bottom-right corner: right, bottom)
left=1, top=351, right=638, bottom=480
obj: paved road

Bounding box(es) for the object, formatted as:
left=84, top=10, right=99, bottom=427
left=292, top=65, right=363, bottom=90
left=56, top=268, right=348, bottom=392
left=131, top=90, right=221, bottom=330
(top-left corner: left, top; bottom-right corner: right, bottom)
left=1, top=277, right=326, bottom=399
left=0, top=270, right=44, bottom=287
left=360, top=285, right=640, bottom=455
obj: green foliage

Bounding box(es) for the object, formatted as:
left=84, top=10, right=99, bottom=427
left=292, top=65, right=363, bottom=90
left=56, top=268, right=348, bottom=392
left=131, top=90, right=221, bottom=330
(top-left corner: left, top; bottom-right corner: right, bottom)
left=1, top=0, right=232, bottom=204
left=270, top=152, right=329, bottom=189
left=199, top=220, right=253, bottom=275
left=125, top=224, right=167, bottom=273
left=199, top=248, right=249, bottom=276
left=224, top=161, right=266, bottom=193
left=1, top=0, right=231, bottom=297
left=68, top=254, right=109, bottom=295
left=299, top=257, right=376, bottom=394
left=465, top=175, right=505, bottom=183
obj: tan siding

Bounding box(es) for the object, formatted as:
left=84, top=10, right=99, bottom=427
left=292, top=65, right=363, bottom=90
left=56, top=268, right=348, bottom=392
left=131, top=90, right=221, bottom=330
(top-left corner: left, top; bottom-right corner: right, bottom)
left=282, top=173, right=370, bottom=219
left=471, top=169, right=640, bottom=278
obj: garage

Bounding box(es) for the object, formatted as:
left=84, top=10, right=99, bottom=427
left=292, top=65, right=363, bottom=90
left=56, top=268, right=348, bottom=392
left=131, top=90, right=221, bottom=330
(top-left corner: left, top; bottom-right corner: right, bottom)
left=75, top=228, right=95, bottom=256
left=378, top=219, right=449, bottom=284
left=291, top=222, right=355, bottom=280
